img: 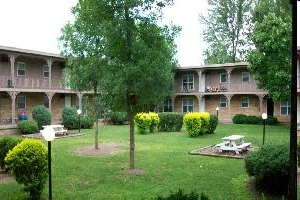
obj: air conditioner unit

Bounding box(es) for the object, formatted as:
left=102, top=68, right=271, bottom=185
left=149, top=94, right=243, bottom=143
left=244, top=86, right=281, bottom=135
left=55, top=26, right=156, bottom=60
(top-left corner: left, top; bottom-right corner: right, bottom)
left=7, top=79, right=13, bottom=87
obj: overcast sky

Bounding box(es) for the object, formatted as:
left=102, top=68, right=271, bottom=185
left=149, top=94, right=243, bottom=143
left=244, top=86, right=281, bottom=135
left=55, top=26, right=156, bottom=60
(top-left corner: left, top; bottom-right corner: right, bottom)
left=0, top=0, right=208, bottom=66
left=298, top=1, right=300, bottom=46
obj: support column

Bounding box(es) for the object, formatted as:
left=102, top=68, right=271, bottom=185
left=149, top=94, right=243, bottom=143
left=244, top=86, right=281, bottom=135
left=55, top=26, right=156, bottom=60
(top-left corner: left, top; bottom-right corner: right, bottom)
left=171, top=96, right=175, bottom=112
left=226, top=68, right=233, bottom=91
left=197, top=70, right=202, bottom=92
left=9, top=54, right=17, bottom=87
left=225, top=94, right=233, bottom=120
left=46, top=92, right=55, bottom=112
left=197, top=95, right=204, bottom=112
left=7, top=91, right=20, bottom=124
left=256, top=94, right=266, bottom=113
left=76, top=92, right=83, bottom=111
left=47, top=59, right=53, bottom=89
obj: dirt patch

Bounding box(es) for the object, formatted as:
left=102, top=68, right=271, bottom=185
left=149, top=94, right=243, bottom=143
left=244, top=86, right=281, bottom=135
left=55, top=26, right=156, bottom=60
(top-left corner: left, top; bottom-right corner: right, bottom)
left=0, top=171, right=13, bottom=182
left=121, top=168, right=145, bottom=176
left=74, top=142, right=124, bottom=157
left=190, top=145, right=256, bottom=159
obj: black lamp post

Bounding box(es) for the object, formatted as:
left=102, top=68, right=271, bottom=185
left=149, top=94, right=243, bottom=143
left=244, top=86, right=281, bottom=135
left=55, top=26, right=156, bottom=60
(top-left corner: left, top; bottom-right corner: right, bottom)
left=77, top=109, right=82, bottom=133
left=216, top=106, right=219, bottom=118
left=42, top=126, right=55, bottom=200
left=261, top=113, right=267, bottom=145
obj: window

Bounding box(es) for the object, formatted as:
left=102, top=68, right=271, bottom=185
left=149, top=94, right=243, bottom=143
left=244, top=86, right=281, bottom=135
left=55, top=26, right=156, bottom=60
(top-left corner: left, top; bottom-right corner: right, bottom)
left=43, top=65, right=49, bottom=78
left=220, top=73, right=227, bottom=83
left=220, top=97, right=227, bottom=108
left=280, top=101, right=291, bottom=115
left=163, top=99, right=172, bottom=112
left=17, top=62, right=26, bottom=76
left=182, top=98, right=193, bottom=112
left=17, top=96, right=26, bottom=109
left=241, top=97, right=249, bottom=108
left=182, top=74, right=194, bottom=91
left=242, top=72, right=250, bottom=82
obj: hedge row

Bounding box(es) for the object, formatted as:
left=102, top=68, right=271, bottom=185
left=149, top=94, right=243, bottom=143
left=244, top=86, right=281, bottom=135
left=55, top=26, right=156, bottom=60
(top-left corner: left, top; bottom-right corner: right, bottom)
left=232, top=114, right=278, bottom=125
left=157, top=112, right=184, bottom=132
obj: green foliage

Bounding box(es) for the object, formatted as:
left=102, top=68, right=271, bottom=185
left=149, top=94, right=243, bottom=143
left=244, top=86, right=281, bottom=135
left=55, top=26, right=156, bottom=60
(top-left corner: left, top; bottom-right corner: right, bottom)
left=154, top=189, right=210, bottom=200
left=245, top=115, right=261, bottom=124
left=80, top=116, right=94, bottom=129
left=232, top=114, right=247, bottom=124
left=266, top=116, right=278, bottom=125
left=244, top=143, right=289, bottom=196
left=109, top=112, right=127, bottom=125
left=207, top=114, right=218, bottom=134
left=247, top=1, right=291, bottom=101
left=32, top=105, right=51, bottom=130
left=134, top=112, right=159, bottom=134
left=199, top=0, right=252, bottom=64
left=157, top=112, right=184, bottom=132
left=17, top=120, right=39, bottom=135
left=0, top=137, right=22, bottom=171
left=298, top=141, right=300, bottom=167
left=62, top=107, right=78, bottom=129
left=5, top=139, right=48, bottom=200
left=183, top=112, right=210, bottom=137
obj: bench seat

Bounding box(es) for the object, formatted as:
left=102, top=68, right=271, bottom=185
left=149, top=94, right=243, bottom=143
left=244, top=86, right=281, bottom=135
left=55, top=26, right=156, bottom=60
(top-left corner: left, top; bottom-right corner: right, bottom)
left=237, top=142, right=251, bottom=150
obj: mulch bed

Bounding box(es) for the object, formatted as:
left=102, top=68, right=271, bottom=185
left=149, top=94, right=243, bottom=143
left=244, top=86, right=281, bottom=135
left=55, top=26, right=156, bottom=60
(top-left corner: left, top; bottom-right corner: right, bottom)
left=190, top=144, right=256, bottom=159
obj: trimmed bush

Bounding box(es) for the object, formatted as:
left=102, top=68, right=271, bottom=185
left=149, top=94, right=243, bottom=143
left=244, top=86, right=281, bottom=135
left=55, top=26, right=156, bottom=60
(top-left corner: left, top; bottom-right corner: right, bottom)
left=158, top=112, right=184, bottom=132
left=266, top=116, right=278, bottom=125
left=244, top=143, right=289, bottom=196
left=154, top=189, right=210, bottom=200
left=183, top=112, right=210, bottom=137
left=207, top=114, right=218, bottom=134
left=80, top=116, right=94, bottom=129
left=148, top=112, right=159, bottom=133
left=245, top=115, right=261, bottom=124
left=17, top=120, right=39, bottom=135
left=32, top=105, right=51, bottom=130
left=232, top=114, right=247, bottom=124
left=109, top=111, right=127, bottom=125
left=5, top=139, right=48, bottom=200
left=0, top=137, right=22, bottom=171
left=62, top=107, right=78, bottom=129
left=134, top=112, right=159, bottom=134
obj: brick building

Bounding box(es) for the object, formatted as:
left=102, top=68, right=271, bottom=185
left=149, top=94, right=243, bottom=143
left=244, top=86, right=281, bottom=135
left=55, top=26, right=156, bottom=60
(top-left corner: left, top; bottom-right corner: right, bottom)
left=0, top=45, right=90, bottom=125
left=164, top=62, right=291, bottom=123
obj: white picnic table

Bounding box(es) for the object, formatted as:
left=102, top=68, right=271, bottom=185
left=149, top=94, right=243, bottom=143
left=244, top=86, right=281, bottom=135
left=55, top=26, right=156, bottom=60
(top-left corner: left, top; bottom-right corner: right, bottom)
left=42, top=125, right=68, bottom=136
left=214, top=135, right=251, bottom=155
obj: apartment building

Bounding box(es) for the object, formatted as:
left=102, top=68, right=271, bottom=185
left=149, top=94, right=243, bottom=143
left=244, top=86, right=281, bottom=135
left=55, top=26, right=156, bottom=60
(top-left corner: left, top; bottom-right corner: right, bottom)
left=0, top=45, right=88, bottom=125
left=164, top=62, right=291, bottom=123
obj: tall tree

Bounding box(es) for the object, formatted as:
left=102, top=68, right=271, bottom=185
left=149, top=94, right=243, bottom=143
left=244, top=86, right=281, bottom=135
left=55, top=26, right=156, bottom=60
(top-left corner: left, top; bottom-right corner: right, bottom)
left=59, top=0, right=179, bottom=170
left=247, top=0, right=291, bottom=101
left=199, top=0, right=252, bottom=64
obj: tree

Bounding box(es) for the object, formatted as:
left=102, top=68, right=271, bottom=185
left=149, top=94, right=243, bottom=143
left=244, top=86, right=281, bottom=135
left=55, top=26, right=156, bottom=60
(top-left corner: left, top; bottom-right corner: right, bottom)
left=199, top=0, right=252, bottom=64
left=60, top=0, right=179, bottom=169
left=247, top=0, right=291, bottom=102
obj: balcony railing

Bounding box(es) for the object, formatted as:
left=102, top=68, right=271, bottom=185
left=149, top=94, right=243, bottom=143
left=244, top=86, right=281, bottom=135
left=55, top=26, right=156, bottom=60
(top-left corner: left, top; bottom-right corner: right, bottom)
left=0, top=76, right=66, bottom=90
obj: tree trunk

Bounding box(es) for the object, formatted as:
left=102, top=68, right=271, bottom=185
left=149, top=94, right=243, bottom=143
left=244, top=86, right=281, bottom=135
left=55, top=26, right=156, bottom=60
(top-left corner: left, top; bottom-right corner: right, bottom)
left=128, top=110, right=135, bottom=169
left=95, top=118, right=99, bottom=149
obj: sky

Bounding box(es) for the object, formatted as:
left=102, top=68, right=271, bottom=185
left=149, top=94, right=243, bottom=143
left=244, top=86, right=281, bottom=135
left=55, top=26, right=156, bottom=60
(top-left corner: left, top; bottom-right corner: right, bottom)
left=298, top=1, right=300, bottom=46
left=0, top=0, right=208, bottom=67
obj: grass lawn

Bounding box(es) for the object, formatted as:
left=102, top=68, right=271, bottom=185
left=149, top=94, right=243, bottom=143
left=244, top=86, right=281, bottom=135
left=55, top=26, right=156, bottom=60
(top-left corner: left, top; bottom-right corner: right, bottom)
left=0, top=124, right=293, bottom=200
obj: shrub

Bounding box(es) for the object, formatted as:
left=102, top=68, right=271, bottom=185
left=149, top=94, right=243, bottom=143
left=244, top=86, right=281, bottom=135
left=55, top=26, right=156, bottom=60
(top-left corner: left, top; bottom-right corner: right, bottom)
left=134, top=112, right=159, bottom=134
left=244, top=143, right=289, bottom=196
left=32, top=105, right=51, bottom=130
left=62, top=107, right=78, bottom=129
left=148, top=112, right=159, bottom=133
left=232, top=114, right=247, bottom=124
left=154, top=189, right=210, bottom=200
left=5, top=139, right=48, bottom=200
left=207, top=114, right=218, bottom=134
left=17, top=120, right=39, bottom=135
left=245, top=115, right=261, bottom=124
left=0, top=137, right=22, bottom=171
left=298, top=141, right=300, bottom=167
left=183, top=112, right=210, bottom=137
left=80, top=116, right=94, bottom=129
left=266, top=116, right=278, bottom=125
left=109, top=111, right=127, bottom=125
left=158, top=112, right=184, bottom=132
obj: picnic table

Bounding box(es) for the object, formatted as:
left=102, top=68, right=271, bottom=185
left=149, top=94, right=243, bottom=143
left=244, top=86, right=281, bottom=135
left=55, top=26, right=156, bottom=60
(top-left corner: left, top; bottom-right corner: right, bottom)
left=214, top=135, right=251, bottom=155
left=42, top=125, right=68, bottom=136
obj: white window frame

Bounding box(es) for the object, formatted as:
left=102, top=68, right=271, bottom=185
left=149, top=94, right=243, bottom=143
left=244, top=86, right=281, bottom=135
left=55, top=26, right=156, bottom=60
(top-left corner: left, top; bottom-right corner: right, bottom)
left=220, top=73, right=227, bottom=83
left=241, top=97, right=249, bottom=108
left=280, top=101, right=291, bottom=115
left=163, top=99, right=173, bottom=112
left=220, top=97, right=227, bottom=108
left=17, top=95, right=26, bottom=110
left=17, top=62, right=26, bottom=76
left=182, top=98, right=193, bottom=112
left=43, top=65, right=50, bottom=78
left=182, top=74, right=194, bottom=91
left=242, top=72, right=250, bottom=82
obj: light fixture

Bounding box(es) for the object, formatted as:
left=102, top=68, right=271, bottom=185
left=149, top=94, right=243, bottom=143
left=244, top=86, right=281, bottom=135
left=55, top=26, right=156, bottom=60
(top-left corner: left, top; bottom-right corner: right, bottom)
left=261, top=113, right=267, bottom=145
